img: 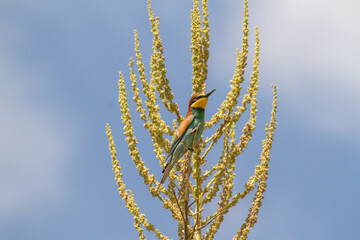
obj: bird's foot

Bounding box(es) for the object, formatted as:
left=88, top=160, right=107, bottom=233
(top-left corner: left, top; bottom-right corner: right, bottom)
left=191, top=123, right=201, bottom=134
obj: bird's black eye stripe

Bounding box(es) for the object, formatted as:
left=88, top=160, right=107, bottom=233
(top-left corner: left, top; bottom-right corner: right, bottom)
left=191, top=95, right=205, bottom=104
left=191, top=96, right=200, bottom=104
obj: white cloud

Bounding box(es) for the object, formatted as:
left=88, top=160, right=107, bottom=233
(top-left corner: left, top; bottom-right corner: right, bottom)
left=0, top=24, right=75, bottom=222
left=210, top=0, right=360, bottom=139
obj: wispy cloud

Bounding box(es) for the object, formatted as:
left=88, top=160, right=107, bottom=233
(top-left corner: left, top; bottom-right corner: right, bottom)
left=0, top=24, right=76, bottom=222
left=210, top=0, right=360, bottom=140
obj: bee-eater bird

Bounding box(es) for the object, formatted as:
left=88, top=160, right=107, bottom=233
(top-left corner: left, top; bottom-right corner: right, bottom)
left=159, top=89, right=216, bottom=186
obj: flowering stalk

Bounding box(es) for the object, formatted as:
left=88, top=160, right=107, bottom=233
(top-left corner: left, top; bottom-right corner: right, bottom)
left=106, top=1, right=277, bottom=239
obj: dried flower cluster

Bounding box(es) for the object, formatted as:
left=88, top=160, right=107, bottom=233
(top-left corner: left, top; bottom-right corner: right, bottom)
left=106, top=0, right=278, bottom=239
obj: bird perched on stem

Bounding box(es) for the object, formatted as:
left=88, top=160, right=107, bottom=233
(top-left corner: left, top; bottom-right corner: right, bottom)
left=159, top=89, right=216, bottom=186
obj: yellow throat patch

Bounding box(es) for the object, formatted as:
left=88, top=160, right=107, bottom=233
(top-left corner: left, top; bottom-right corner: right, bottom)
left=191, top=97, right=208, bottom=109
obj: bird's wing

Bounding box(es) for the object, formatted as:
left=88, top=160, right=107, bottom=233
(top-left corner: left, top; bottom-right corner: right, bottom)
left=165, top=113, right=195, bottom=163
left=177, top=113, right=196, bottom=140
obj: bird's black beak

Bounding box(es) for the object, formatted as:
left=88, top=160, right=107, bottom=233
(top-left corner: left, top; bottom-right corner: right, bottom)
left=204, top=89, right=216, bottom=98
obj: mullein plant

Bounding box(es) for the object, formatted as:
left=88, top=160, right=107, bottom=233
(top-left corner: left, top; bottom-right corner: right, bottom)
left=106, top=0, right=277, bottom=239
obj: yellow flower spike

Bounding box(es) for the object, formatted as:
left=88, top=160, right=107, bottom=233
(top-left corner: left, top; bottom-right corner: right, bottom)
left=205, top=169, right=236, bottom=238
left=225, top=26, right=260, bottom=166
left=191, top=0, right=207, bottom=94
left=206, top=0, right=249, bottom=129
left=200, top=0, right=210, bottom=94
left=233, top=85, right=277, bottom=240
left=147, top=0, right=182, bottom=124
left=202, top=114, right=232, bottom=159
left=106, top=124, right=169, bottom=240
left=205, top=24, right=260, bottom=184
left=119, top=71, right=178, bottom=219
left=189, top=138, right=206, bottom=239
left=202, top=95, right=251, bottom=181
left=118, top=73, right=158, bottom=187
left=129, top=57, right=148, bottom=122
left=134, top=30, right=147, bottom=91
left=204, top=26, right=255, bottom=160
left=133, top=29, right=171, bottom=164
left=203, top=29, right=261, bottom=234
left=202, top=125, right=231, bottom=205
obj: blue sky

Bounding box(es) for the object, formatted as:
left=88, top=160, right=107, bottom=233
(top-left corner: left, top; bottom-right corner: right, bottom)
left=1, top=0, right=359, bottom=239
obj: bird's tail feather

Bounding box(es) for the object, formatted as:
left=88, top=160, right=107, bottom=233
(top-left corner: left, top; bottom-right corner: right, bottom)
left=160, top=171, right=168, bottom=185
left=157, top=162, right=170, bottom=192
